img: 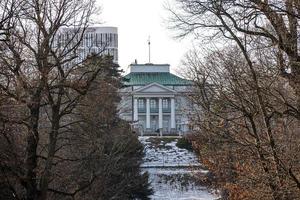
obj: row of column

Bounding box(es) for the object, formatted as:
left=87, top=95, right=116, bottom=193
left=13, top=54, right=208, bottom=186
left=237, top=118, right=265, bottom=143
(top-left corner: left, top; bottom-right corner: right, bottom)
left=133, top=97, right=176, bottom=130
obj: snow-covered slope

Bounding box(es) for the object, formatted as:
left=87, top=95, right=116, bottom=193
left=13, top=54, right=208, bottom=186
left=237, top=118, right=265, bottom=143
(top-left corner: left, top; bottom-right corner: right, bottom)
left=139, top=136, right=218, bottom=200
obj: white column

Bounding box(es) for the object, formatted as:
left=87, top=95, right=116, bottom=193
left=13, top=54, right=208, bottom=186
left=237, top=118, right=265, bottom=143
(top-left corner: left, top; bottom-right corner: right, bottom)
left=158, top=98, right=163, bottom=131
left=146, top=98, right=150, bottom=129
left=133, top=98, right=138, bottom=121
left=171, top=98, right=176, bottom=129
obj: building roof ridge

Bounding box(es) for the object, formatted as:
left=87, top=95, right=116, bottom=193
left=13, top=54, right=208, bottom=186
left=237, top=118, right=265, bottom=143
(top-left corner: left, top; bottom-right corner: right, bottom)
left=123, top=71, right=192, bottom=86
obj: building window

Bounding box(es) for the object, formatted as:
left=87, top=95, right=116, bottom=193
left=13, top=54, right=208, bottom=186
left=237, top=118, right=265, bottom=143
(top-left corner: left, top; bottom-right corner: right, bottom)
left=109, top=33, right=113, bottom=44
left=138, top=99, right=144, bottom=109
left=162, top=99, right=169, bottom=109
left=150, top=99, right=156, bottom=108
left=113, top=34, right=116, bottom=47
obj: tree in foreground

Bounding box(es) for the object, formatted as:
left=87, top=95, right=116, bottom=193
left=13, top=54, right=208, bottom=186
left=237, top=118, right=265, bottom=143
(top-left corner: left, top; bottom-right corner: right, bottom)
left=167, top=1, right=300, bottom=199
left=183, top=46, right=300, bottom=200
left=167, top=0, right=300, bottom=117
left=0, top=0, right=152, bottom=199
left=59, top=55, right=153, bottom=200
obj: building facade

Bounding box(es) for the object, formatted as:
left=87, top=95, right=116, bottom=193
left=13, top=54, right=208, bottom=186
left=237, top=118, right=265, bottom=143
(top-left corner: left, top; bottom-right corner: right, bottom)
left=119, top=63, right=193, bottom=135
left=57, top=26, right=118, bottom=63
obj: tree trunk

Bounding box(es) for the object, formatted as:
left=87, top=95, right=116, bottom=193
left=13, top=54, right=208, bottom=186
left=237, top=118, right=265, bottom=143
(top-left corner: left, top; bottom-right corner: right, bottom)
left=291, top=62, right=300, bottom=117
left=38, top=109, right=59, bottom=200
left=25, top=104, right=40, bottom=200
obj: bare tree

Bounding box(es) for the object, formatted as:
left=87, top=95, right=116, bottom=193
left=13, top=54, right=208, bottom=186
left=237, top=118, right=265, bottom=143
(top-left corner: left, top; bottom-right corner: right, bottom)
left=183, top=46, right=300, bottom=199
left=167, top=0, right=300, bottom=116
left=0, top=0, right=15, bottom=41
left=0, top=0, right=112, bottom=199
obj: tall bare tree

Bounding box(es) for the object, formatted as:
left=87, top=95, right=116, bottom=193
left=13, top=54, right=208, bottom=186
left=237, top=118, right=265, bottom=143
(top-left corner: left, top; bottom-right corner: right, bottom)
left=0, top=0, right=116, bottom=199
left=167, top=0, right=300, bottom=116
left=184, top=46, right=300, bottom=199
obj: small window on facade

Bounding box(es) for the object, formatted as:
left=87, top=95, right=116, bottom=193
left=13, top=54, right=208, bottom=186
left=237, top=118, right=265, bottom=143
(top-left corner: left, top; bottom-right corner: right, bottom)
left=162, top=99, right=168, bottom=109
left=150, top=99, right=156, bottom=108
left=90, top=33, right=93, bottom=47
left=138, top=99, right=144, bottom=109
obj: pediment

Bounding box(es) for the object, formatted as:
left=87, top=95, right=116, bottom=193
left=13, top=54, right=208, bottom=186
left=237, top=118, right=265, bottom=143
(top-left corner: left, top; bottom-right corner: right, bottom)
left=133, top=83, right=176, bottom=94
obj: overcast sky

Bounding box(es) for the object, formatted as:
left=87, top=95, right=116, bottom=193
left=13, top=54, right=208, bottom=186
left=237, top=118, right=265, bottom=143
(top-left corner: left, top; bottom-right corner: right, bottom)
left=98, top=0, right=193, bottom=74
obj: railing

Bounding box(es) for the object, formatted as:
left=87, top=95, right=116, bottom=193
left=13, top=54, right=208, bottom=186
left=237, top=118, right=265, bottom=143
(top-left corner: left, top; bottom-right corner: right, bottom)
left=138, top=108, right=146, bottom=113
left=150, top=108, right=159, bottom=113
left=162, top=108, right=171, bottom=113
left=138, top=107, right=171, bottom=113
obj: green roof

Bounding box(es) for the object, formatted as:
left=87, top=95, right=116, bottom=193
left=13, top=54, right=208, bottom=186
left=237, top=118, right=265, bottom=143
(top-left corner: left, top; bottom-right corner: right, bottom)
left=123, top=72, right=192, bottom=86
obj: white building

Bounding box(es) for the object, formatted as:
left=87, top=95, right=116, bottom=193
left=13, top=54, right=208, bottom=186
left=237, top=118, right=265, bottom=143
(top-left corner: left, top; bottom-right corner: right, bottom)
left=119, top=63, right=193, bottom=136
left=57, top=26, right=118, bottom=63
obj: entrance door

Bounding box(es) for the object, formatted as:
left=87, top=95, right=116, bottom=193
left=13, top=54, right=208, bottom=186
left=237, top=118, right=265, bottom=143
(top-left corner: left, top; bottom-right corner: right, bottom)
left=163, top=120, right=169, bottom=133
left=151, top=120, right=157, bottom=131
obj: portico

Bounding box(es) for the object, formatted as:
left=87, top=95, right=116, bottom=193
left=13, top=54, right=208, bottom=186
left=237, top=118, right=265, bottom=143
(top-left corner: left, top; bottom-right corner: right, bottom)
left=132, top=83, right=177, bottom=135
left=133, top=97, right=176, bottom=134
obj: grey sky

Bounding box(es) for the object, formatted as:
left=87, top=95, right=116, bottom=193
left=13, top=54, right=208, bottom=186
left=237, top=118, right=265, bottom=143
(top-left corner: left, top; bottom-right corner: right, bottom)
left=98, top=0, right=192, bottom=73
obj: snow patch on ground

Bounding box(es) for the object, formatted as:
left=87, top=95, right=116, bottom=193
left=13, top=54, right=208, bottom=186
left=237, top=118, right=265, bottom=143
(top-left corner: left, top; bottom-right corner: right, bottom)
left=140, top=137, right=199, bottom=167
left=139, top=136, right=218, bottom=200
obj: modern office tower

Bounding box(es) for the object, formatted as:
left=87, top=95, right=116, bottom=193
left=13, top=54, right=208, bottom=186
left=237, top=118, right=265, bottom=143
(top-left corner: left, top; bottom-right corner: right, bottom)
left=81, top=26, right=118, bottom=63
left=56, top=26, right=118, bottom=63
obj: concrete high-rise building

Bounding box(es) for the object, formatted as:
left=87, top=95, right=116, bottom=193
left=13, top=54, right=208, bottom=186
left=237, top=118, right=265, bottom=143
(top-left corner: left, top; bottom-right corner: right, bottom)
left=80, top=26, right=118, bottom=63
left=57, top=26, right=118, bottom=63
